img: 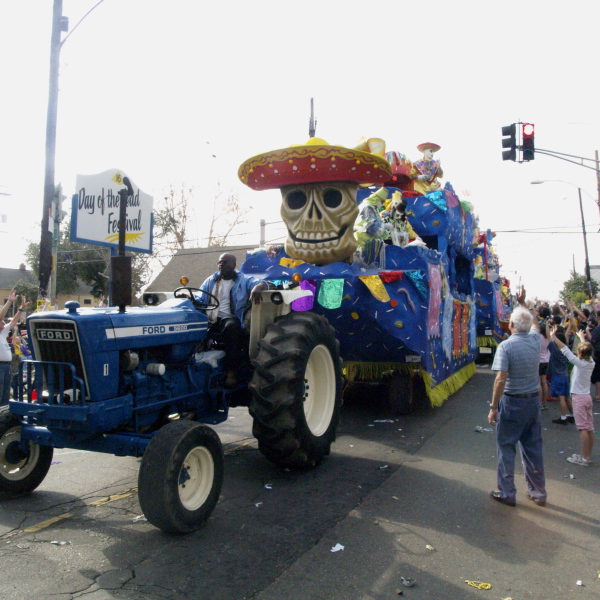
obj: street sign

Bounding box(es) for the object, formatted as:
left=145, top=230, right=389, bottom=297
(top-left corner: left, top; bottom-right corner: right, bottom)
left=71, top=169, right=153, bottom=253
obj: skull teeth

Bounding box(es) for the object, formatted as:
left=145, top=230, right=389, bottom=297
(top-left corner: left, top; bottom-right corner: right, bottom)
left=294, top=231, right=338, bottom=243
left=296, top=239, right=336, bottom=250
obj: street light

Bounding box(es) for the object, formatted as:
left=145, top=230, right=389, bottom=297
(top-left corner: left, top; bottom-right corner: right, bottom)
left=531, top=179, right=594, bottom=298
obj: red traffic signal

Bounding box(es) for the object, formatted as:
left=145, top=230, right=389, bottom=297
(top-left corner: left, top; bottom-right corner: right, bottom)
left=522, top=123, right=535, bottom=161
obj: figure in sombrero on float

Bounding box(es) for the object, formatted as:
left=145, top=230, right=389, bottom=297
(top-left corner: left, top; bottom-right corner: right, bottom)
left=410, top=142, right=443, bottom=195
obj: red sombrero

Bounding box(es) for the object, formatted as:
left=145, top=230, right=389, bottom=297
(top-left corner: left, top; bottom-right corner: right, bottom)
left=417, top=142, right=441, bottom=153
left=238, top=137, right=393, bottom=191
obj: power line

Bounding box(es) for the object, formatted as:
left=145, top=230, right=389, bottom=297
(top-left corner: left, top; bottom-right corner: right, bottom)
left=496, top=230, right=599, bottom=234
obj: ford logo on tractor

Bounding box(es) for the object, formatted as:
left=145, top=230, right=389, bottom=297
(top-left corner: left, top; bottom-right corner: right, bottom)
left=37, top=329, right=75, bottom=341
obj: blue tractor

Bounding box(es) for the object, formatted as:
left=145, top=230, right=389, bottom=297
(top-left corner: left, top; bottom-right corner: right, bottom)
left=0, top=283, right=343, bottom=533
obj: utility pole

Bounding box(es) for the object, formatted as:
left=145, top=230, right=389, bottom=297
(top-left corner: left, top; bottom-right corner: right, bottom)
left=595, top=150, right=600, bottom=222
left=578, top=188, right=593, bottom=298
left=39, top=0, right=68, bottom=300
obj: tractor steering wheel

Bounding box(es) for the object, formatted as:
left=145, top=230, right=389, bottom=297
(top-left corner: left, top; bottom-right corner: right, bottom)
left=174, top=287, right=220, bottom=311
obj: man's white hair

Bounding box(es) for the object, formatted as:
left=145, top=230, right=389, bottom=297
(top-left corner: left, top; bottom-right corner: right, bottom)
left=510, top=307, right=533, bottom=333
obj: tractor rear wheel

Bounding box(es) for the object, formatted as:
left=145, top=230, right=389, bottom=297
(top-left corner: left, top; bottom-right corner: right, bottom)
left=0, top=407, right=53, bottom=499
left=138, top=421, right=224, bottom=534
left=249, top=311, right=343, bottom=468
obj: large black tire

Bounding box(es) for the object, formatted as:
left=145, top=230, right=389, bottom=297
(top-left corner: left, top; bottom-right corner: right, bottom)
left=249, top=311, right=343, bottom=468
left=0, top=407, right=53, bottom=500
left=138, top=421, right=224, bottom=534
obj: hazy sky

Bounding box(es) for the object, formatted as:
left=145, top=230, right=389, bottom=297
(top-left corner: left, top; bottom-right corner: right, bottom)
left=1, top=0, right=599, bottom=301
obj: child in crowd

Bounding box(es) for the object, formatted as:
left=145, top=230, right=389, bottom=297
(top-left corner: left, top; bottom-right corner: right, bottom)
left=536, top=307, right=551, bottom=407
left=549, top=326, right=595, bottom=466
left=538, top=312, right=551, bottom=410
left=547, top=323, right=575, bottom=424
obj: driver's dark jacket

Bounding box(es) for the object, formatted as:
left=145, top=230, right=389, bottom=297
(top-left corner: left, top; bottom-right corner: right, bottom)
left=196, top=270, right=267, bottom=328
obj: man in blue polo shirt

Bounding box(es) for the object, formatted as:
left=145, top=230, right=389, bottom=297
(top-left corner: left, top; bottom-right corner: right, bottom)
left=488, top=288, right=546, bottom=507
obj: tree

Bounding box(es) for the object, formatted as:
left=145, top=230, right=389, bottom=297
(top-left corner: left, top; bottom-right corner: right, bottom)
left=13, top=279, right=38, bottom=304
left=152, top=183, right=195, bottom=263
left=205, top=185, right=252, bottom=247
left=25, top=221, right=150, bottom=300
left=151, top=183, right=252, bottom=267
left=560, top=270, right=598, bottom=304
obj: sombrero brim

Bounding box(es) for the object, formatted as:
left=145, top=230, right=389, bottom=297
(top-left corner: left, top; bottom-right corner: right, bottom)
left=417, top=142, right=441, bottom=153
left=238, top=144, right=393, bottom=191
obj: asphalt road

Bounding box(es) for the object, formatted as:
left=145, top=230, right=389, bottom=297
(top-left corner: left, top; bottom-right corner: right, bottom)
left=0, top=367, right=598, bottom=600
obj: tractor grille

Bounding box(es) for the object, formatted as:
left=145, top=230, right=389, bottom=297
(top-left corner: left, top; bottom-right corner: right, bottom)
left=29, top=319, right=88, bottom=397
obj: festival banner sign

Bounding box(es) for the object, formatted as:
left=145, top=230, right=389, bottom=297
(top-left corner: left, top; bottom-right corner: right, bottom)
left=71, top=169, right=153, bottom=253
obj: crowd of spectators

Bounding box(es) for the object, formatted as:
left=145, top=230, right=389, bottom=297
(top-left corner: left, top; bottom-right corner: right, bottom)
left=532, top=297, right=600, bottom=399
left=532, top=297, right=598, bottom=468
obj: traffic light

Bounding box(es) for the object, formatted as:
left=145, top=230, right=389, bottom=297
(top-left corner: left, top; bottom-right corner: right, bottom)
left=522, top=123, right=535, bottom=161
left=501, top=124, right=517, bottom=161
left=52, top=183, right=67, bottom=224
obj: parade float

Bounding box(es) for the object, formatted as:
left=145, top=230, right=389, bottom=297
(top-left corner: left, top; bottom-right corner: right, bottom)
left=473, top=231, right=514, bottom=360
left=238, top=135, right=511, bottom=413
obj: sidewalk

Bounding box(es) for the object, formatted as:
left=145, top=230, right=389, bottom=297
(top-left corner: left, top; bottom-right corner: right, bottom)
left=256, top=367, right=600, bottom=600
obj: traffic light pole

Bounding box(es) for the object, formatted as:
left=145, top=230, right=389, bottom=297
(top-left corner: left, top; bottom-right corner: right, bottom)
left=576, top=188, right=593, bottom=298
left=595, top=149, right=600, bottom=219
left=533, top=147, right=600, bottom=220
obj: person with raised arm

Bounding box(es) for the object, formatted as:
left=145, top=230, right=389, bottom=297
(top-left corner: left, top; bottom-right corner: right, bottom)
left=548, top=326, right=595, bottom=466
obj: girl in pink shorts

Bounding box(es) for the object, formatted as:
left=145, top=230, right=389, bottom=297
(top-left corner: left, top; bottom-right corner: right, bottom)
left=549, top=327, right=595, bottom=466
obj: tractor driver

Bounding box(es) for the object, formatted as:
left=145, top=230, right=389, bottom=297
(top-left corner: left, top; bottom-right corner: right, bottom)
left=196, top=253, right=269, bottom=389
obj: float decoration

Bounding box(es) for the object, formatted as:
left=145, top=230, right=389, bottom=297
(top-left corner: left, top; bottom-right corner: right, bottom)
left=359, top=275, right=391, bottom=303
left=239, top=137, right=392, bottom=266
left=317, top=279, right=345, bottom=309
left=409, top=142, right=444, bottom=195
left=238, top=137, right=392, bottom=190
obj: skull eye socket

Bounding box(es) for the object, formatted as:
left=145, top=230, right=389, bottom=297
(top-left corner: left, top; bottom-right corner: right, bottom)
left=286, top=190, right=307, bottom=210
left=323, top=188, right=343, bottom=208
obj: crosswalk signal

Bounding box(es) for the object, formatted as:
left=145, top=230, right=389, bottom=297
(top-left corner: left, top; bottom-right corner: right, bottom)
left=501, top=124, right=517, bottom=161
left=522, top=123, right=535, bottom=161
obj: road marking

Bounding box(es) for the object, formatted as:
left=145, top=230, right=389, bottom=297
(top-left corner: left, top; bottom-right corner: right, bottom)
left=1, top=487, right=139, bottom=540
left=224, top=441, right=252, bottom=454
left=88, top=487, right=138, bottom=506
left=24, top=513, right=73, bottom=533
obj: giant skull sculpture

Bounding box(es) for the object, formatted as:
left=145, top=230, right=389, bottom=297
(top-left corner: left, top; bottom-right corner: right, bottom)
left=238, top=137, right=392, bottom=266
left=280, top=182, right=358, bottom=265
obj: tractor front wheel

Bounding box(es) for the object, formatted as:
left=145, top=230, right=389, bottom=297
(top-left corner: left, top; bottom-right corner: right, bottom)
left=0, top=407, right=53, bottom=500
left=138, top=421, right=224, bottom=534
